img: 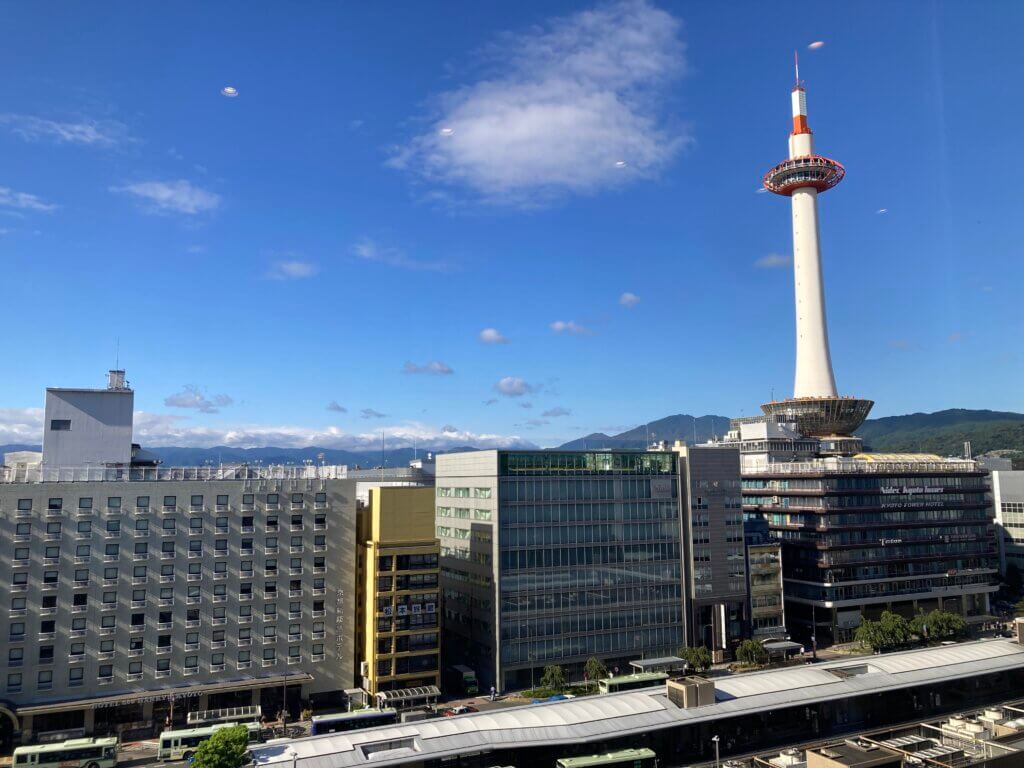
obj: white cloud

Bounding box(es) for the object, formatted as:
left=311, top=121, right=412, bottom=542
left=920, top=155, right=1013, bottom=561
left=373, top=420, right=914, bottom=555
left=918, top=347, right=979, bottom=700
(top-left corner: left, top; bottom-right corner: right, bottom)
left=0, top=407, right=535, bottom=452
left=550, top=320, right=590, bottom=335
left=495, top=376, right=534, bottom=397
left=389, top=0, right=688, bottom=205
left=876, top=208, right=888, bottom=214
left=112, top=180, right=220, bottom=215
left=164, top=386, right=234, bottom=414
left=479, top=327, right=508, bottom=344
left=0, top=186, right=57, bottom=212
left=0, top=407, right=44, bottom=444
left=361, top=408, right=388, bottom=419
left=0, top=114, right=128, bottom=146
left=542, top=406, right=572, bottom=418
left=754, top=253, right=791, bottom=269
left=403, top=361, right=454, bottom=375
left=808, top=41, right=826, bottom=50
left=326, top=401, right=347, bottom=413
left=352, top=238, right=450, bottom=272
left=267, top=260, right=318, bottom=280
left=619, top=292, right=640, bottom=308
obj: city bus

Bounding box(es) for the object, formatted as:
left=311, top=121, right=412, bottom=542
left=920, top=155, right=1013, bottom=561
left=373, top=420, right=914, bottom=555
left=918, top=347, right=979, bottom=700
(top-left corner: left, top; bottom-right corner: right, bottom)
left=13, top=737, right=119, bottom=768
left=310, top=708, right=399, bottom=736
left=157, top=722, right=261, bottom=761
left=556, top=748, right=658, bottom=768
left=597, top=672, right=668, bottom=694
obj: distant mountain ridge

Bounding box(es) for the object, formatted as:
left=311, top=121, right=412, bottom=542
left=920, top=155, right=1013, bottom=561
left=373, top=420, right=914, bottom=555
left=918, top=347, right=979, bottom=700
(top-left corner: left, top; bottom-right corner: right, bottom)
left=4, top=408, right=1023, bottom=468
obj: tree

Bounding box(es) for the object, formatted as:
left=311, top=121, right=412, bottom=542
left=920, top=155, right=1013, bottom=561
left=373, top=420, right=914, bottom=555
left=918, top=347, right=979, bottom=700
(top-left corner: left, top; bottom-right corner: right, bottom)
left=910, top=609, right=967, bottom=641
left=855, top=610, right=911, bottom=652
left=735, top=639, right=768, bottom=666
left=677, top=645, right=713, bottom=673
left=584, top=657, right=609, bottom=682
left=190, top=724, right=250, bottom=768
left=539, top=664, right=567, bottom=692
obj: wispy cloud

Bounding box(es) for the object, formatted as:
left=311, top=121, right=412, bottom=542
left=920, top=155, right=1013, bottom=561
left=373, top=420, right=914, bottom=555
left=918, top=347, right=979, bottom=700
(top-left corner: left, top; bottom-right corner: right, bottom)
left=0, top=186, right=57, bottom=213
left=267, top=260, right=318, bottom=280
left=519, top=402, right=533, bottom=409
left=483, top=398, right=499, bottom=406
left=479, top=328, right=508, bottom=344
left=542, top=406, right=572, bottom=418
left=495, top=376, right=534, bottom=397
left=403, top=361, right=454, bottom=375
left=619, top=292, right=640, bottom=308
left=755, top=253, right=791, bottom=269
left=326, top=401, right=347, bottom=413
left=164, top=386, right=234, bottom=414
left=550, top=320, right=590, bottom=335
left=361, top=408, right=388, bottom=419
left=351, top=238, right=450, bottom=272
left=808, top=41, right=825, bottom=50
left=389, top=0, right=688, bottom=206
left=889, top=339, right=913, bottom=351
left=947, top=332, right=963, bottom=344
left=0, top=114, right=128, bottom=146
left=111, top=180, right=220, bottom=215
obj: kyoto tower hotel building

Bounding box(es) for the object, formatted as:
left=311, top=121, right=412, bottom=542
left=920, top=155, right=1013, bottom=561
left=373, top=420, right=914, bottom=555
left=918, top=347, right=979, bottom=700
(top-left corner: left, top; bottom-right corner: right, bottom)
left=730, top=62, right=998, bottom=646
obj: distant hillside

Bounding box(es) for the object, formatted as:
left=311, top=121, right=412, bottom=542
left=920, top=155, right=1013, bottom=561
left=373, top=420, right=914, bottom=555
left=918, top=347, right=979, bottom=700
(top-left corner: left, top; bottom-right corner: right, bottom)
left=558, top=414, right=733, bottom=450
left=855, top=409, right=1024, bottom=456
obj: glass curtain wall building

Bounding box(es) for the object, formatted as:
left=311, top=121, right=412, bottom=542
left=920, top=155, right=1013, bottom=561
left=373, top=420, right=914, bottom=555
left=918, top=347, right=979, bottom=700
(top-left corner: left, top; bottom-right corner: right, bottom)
left=436, top=450, right=683, bottom=692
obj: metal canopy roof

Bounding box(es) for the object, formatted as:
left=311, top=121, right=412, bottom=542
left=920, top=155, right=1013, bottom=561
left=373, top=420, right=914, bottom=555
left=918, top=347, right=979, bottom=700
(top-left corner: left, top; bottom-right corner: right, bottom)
left=251, top=641, right=1024, bottom=768
left=374, top=686, right=441, bottom=704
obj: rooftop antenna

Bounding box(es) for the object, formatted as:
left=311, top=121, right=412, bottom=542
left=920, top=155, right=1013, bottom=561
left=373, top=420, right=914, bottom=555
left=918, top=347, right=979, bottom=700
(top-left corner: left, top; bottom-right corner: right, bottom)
left=794, top=49, right=800, bottom=87
left=692, top=419, right=697, bottom=445
left=115, top=336, right=120, bottom=370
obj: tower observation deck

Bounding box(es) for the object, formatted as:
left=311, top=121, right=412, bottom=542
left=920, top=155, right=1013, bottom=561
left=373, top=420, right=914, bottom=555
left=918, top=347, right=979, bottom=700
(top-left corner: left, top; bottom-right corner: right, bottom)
left=760, top=58, right=872, bottom=440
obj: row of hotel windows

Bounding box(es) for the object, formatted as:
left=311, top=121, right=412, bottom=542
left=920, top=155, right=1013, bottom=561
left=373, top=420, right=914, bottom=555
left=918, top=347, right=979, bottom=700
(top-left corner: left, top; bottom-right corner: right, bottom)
left=6, top=645, right=327, bottom=693
left=9, top=561, right=327, bottom=591
left=437, top=488, right=492, bottom=499
left=12, top=539, right=327, bottom=563
left=8, top=596, right=329, bottom=636
left=377, top=554, right=438, bottom=572
left=11, top=514, right=327, bottom=537
left=9, top=623, right=327, bottom=661
left=9, top=578, right=325, bottom=613
left=12, top=492, right=329, bottom=512
left=436, top=507, right=492, bottom=520
left=376, top=654, right=438, bottom=676
left=8, top=602, right=329, bottom=640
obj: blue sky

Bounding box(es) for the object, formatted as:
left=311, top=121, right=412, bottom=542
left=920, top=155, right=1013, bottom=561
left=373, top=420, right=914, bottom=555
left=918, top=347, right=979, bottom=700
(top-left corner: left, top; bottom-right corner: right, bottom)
left=0, top=1, right=1021, bottom=450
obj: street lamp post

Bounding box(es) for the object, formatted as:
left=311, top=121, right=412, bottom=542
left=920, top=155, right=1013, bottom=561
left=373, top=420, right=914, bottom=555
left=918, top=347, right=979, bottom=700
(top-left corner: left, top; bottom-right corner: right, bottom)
left=711, top=735, right=720, bottom=768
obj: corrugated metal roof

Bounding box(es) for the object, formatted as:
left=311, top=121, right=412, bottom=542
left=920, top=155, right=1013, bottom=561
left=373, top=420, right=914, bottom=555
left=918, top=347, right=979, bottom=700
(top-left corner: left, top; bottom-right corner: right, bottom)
left=252, top=640, right=1024, bottom=768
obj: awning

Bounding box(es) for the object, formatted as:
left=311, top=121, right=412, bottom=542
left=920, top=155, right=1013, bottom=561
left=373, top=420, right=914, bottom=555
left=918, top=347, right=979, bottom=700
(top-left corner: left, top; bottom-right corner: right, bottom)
left=17, top=673, right=313, bottom=716
left=374, top=686, right=441, bottom=705
left=763, top=640, right=804, bottom=653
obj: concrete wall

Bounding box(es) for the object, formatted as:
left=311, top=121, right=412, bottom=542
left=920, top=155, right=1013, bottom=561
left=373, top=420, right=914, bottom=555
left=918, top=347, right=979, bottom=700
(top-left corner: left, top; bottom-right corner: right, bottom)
left=42, top=389, right=133, bottom=468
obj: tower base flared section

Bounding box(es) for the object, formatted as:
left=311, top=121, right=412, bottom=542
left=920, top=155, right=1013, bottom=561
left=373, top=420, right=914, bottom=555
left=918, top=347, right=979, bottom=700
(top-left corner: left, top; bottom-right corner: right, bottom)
left=760, top=397, right=873, bottom=438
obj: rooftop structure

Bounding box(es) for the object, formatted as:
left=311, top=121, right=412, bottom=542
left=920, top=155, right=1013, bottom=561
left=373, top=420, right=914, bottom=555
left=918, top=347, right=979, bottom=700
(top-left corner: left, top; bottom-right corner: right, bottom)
left=42, top=370, right=134, bottom=468
left=251, top=640, right=1024, bottom=768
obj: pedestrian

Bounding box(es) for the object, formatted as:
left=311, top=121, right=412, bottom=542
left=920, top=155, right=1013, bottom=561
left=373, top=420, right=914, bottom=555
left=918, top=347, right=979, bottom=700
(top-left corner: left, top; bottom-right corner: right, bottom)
left=490, top=685, right=496, bottom=702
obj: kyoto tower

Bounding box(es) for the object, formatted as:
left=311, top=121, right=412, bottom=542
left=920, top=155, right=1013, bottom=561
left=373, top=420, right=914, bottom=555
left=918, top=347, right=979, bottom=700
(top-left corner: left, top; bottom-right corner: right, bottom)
left=760, top=56, right=872, bottom=441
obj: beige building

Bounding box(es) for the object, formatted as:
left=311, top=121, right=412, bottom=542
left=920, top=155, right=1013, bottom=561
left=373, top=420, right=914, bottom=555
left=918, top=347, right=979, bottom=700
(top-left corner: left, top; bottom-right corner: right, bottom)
left=356, top=487, right=440, bottom=698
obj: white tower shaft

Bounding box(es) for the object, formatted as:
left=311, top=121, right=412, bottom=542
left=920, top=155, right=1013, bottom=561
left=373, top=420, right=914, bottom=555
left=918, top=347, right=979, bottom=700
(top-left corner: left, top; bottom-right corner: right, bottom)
left=787, top=88, right=838, bottom=399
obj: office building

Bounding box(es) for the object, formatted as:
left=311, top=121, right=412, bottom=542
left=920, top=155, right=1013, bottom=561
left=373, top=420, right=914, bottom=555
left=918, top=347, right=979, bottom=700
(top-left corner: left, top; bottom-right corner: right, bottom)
left=436, top=449, right=684, bottom=692
left=672, top=444, right=750, bottom=658
left=0, top=373, right=357, bottom=744
left=992, top=470, right=1024, bottom=575
left=744, top=516, right=787, bottom=642
left=356, top=486, right=440, bottom=698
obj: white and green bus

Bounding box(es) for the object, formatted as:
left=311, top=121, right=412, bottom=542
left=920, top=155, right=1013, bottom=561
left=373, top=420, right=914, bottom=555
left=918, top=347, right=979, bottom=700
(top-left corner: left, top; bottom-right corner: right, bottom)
left=597, top=672, right=668, bottom=694
left=13, top=737, right=119, bottom=768
left=556, top=748, right=658, bottom=768
left=157, top=722, right=261, bottom=762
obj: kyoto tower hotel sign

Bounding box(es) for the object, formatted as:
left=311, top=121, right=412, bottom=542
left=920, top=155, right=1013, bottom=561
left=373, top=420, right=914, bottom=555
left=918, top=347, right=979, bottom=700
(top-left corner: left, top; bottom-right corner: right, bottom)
left=761, top=58, right=872, bottom=441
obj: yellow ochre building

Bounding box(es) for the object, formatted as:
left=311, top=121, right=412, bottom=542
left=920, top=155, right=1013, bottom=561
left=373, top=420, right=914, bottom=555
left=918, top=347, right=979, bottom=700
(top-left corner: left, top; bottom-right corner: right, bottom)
left=356, top=487, right=441, bottom=702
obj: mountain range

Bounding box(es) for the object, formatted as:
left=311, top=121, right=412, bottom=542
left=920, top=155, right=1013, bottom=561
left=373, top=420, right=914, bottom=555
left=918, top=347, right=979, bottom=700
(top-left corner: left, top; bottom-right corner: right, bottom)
left=3, top=409, right=1023, bottom=467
